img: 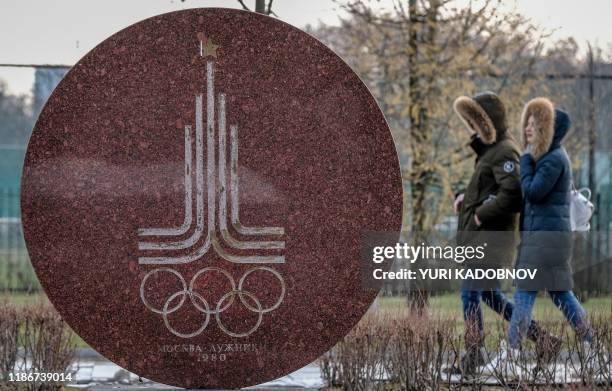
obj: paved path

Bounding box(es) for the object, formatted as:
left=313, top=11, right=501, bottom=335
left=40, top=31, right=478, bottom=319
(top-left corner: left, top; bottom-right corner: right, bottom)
left=14, top=348, right=610, bottom=389
left=65, top=349, right=323, bottom=390
left=88, top=387, right=319, bottom=391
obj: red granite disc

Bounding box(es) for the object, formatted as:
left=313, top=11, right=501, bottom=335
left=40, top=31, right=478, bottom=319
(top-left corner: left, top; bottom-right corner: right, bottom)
left=21, top=8, right=402, bottom=389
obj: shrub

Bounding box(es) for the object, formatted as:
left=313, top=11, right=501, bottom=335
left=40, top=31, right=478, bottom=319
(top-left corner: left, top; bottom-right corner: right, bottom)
left=0, top=303, right=75, bottom=391
left=321, top=311, right=458, bottom=390
left=321, top=313, right=392, bottom=391
left=320, top=309, right=612, bottom=390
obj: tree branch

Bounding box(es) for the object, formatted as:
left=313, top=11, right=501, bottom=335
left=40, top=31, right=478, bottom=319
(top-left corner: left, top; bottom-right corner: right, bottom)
left=237, top=0, right=250, bottom=11
left=267, top=0, right=275, bottom=15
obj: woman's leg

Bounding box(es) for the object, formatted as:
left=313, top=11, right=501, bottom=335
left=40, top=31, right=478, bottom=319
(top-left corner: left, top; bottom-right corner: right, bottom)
left=508, top=290, right=537, bottom=348
left=481, top=289, right=542, bottom=342
left=548, top=291, right=593, bottom=343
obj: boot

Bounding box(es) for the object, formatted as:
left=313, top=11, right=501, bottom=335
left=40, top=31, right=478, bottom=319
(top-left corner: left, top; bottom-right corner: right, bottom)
left=443, top=344, right=486, bottom=376
left=459, top=329, right=486, bottom=376
left=460, top=344, right=487, bottom=375
left=527, top=321, right=563, bottom=362
left=535, top=332, right=563, bottom=363
left=443, top=330, right=486, bottom=376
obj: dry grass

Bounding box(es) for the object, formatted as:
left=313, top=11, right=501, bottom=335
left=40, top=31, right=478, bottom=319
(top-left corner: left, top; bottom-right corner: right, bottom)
left=321, top=309, right=612, bottom=390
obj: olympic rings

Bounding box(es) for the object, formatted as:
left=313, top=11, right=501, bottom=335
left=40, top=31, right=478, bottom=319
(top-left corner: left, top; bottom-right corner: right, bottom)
left=162, top=290, right=211, bottom=338
left=189, top=267, right=236, bottom=314
left=238, top=266, right=286, bottom=313
left=215, top=289, right=263, bottom=338
left=140, top=268, right=186, bottom=314
left=139, top=266, right=285, bottom=338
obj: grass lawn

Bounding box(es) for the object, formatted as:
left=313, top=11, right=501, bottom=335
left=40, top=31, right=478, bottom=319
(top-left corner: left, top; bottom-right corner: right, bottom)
left=379, top=293, right=612, bottom=321
left=1, top=291, right=49, bottom=306
left=3, top=291, right=611, bottom=349
left=379, top=293, right=612, bottom=347
left=378, top=292, right=612, bottom=348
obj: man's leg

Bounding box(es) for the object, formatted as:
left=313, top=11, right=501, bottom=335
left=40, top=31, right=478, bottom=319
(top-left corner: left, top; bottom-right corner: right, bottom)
left=462, top=289, right=484, bottom=339
left=460, top=289, right=486, bottom=373
left=481, top=289, right=513, bottom=321
left=548, top=291, right=593, bottom=343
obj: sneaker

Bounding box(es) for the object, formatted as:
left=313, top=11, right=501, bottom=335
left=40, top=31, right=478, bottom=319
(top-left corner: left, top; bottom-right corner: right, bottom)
left=580, top=339, right=607, bottom=377
left=483, top=341, right=523, bottom=379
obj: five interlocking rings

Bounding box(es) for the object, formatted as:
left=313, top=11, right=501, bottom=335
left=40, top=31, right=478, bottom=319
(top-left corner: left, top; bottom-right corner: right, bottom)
left=140, top=266, right=285, bottom=338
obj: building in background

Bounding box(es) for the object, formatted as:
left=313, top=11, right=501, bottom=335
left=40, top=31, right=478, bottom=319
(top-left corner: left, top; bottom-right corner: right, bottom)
left=0, top=67, right=68, bottom=207
left=33, top=67, right=69, bottom=117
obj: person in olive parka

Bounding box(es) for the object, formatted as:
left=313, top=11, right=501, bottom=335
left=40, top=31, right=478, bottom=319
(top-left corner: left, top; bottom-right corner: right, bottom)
left=454, top=92, right=522, bottom=234
left=452, top=92, right=542, bottom=373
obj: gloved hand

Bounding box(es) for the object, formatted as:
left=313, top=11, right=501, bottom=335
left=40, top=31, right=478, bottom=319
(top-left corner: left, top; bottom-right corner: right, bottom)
left=523, top=143, right=534, bottom=156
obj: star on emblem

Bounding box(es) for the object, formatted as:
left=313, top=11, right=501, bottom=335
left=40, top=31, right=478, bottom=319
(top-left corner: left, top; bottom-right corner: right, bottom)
left=201, top=38, right=219, bottom=58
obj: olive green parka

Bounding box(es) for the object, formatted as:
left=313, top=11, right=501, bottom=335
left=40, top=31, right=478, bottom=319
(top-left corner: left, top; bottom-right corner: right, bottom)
left=454, top=92, right=522, bottom=270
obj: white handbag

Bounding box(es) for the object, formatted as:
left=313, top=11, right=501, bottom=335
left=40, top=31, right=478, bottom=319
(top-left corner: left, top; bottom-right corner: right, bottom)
left=570, top=186, right=594, bottom=231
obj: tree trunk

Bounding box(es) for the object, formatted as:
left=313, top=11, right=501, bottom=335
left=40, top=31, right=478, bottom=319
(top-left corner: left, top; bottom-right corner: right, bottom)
left=586, top=43, right=596, bottom=299
left=406, top=0, right=430, bottom=314
left=255, top=0, right=267, bottom=14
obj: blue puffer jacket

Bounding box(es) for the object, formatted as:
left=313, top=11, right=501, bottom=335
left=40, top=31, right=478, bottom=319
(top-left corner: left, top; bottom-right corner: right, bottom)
left=516, top=98, right=573, bottom=290
left=520, top=112, right=571, bottom=232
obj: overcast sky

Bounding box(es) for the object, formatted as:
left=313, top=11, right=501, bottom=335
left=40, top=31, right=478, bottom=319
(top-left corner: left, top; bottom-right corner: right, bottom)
left=1, top=0, right=611, bottom=95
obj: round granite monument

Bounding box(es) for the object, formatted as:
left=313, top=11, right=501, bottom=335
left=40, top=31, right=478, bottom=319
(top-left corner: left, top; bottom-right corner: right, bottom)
left=21, top=8, right=402, bottom=389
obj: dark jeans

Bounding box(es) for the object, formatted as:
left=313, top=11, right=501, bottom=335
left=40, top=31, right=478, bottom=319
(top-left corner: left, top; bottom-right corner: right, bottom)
left=508, top=290, right=593, bottom=348
left=461, top=289, right=540, bottom=341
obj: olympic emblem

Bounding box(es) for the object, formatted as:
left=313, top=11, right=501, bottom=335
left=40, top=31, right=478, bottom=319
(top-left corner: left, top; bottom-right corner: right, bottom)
left=137, top=36, right=285, bottom=338
left=140, top=266, right=285, bottom=338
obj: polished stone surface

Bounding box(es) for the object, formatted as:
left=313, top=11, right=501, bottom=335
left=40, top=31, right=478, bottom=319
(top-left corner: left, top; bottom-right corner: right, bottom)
left=21, top=8, right=402, bottom=390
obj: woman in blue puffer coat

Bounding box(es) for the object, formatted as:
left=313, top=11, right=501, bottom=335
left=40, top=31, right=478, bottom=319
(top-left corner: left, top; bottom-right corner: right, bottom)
left=507, top=97, right=593, bottom=350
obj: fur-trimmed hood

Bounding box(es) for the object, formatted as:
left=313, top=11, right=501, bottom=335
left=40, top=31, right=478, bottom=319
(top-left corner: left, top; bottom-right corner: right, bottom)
left=453, top=92, right=508, bottom=145
left=521, top=97, right=570, bottom=160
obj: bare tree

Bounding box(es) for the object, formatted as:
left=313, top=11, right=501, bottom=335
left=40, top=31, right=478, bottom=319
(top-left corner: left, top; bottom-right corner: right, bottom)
left=237, top=0, right=277, bottom=16
left=316, top=0, right=549, bottom=311
left=178, top=0, right=276, bottom=15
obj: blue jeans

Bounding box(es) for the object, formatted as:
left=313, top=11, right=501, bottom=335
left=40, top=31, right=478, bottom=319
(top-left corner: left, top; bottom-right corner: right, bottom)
left=508, top=290, right=593, bottom=348
left=461, top=289, right=540, bottom=340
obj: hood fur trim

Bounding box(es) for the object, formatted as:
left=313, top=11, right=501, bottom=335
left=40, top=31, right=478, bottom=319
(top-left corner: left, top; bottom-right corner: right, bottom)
left=521, top=97, right=554, bottom=161
left=453, top=96, right=496, bottom=144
